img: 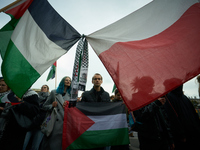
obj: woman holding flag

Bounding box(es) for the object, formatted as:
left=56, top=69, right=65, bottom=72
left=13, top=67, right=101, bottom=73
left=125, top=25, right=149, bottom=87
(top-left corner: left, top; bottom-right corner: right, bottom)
left=40, top=76, right=72, bottom=150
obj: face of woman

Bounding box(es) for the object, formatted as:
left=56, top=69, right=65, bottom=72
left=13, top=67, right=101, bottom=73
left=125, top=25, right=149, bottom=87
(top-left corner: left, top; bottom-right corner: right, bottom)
left=64, top=77, right=71, bottom=87
left=41, top=85, right=48, bottom=92
left=0, top=81, right=9, bottom=93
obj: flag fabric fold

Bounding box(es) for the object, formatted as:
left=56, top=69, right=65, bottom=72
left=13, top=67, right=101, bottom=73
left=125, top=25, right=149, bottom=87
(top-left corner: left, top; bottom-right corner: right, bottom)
left=1, top=0, right=81, bottom=98
left=62, top=102, right=129, bottom=150
left=46, top=61, right=56, bottom=81
left=86, top=0, right=200, bottom=111
left=0, top=0, right=33, bottom=59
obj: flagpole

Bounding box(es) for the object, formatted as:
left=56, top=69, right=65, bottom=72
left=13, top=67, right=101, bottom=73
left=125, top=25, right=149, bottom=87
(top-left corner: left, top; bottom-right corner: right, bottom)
left=55, top=62, right=57, bottom=89
left=0, top=0, right=22, bottom=12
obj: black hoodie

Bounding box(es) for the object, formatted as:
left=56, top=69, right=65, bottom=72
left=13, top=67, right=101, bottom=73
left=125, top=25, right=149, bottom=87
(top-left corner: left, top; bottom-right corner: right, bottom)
left=164, top=85, right=200, bottom=140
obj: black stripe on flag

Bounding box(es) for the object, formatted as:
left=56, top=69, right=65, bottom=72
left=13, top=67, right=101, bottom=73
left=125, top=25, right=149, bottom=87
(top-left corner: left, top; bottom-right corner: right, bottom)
left=76, top=102, right=126, bottom=116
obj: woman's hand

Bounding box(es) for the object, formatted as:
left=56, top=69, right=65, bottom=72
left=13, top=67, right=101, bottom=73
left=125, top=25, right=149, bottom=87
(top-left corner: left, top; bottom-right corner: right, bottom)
left=16, top=96, right=22, bottom=102
left=63, top=101, right=67, bottom=108
left=52, top=101, right=58, bottom=107
left=77, top=97, right=81, bottom=102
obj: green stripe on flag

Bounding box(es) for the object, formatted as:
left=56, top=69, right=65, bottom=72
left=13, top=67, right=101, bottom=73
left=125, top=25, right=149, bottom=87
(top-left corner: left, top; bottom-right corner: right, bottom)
left=0, top=15, right=19, bottom=59
left=2, top=40, right=40, bottom=97
left=112, top=84, right=116, bottom=93
left=68, top=128, right=129, bottom=149
left=46, top=64, right=56, bottom=81
left=0, top=31, right=13, bottom=59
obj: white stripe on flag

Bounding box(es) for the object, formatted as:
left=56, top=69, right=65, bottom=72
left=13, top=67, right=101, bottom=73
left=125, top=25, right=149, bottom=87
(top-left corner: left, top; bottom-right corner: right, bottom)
left=87, top=114, right=128, bottom=131
left=11, top=10, right=66, bottom=75
left=87, top=0, right=198, bottom=55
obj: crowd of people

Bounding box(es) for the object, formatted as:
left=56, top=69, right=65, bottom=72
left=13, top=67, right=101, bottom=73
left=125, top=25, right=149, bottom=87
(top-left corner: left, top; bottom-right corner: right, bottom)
left=0, top=74, right=200, bottom=150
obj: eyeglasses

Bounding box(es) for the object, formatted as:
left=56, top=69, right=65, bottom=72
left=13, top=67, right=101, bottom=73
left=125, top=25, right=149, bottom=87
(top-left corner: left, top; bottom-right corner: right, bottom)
left=42, top=87, right=47, bottom=89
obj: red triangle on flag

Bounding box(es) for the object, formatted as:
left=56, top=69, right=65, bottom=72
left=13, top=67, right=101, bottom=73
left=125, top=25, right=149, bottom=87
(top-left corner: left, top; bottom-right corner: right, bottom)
left=5, top=0, right=34, bottom=19
left=62, top=107, right=95, bottom=150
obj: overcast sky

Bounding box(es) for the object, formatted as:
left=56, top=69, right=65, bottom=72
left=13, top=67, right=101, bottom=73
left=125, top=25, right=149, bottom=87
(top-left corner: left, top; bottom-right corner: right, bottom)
left=0, top=0, right=199, bottom=98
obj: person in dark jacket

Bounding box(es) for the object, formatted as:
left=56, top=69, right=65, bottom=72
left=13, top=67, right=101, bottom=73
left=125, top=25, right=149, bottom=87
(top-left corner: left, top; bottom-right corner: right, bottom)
left=81, top=73, right=110, bottom=103
left=164, top=84, right=200, bottom=150
left=0, top=89, right=39, bottom=150
left=133, top=97, right=174, bottom=150
left=80, top=73, right=110, bottom=150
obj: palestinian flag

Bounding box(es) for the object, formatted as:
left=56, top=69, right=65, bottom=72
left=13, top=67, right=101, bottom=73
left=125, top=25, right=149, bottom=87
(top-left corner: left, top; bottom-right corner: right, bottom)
left=112, top=84, right=116, bottom=93
left=1, top=0, right=81, bottom=98
left=62, top=102, right=129, bottom=150
left=1, top=91, right=21, bottom=106
left=0, top=0, right=33, bottom=59
left=46, top=61, right=56, bottom=81
left=86, top=0, right=200, bottom=111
